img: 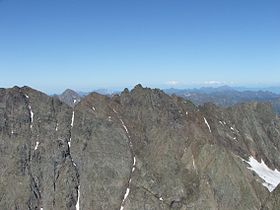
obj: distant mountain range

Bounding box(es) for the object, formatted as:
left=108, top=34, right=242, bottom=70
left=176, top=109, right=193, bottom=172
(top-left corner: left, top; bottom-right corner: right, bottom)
left=56, top=86, right=280, bottom=115
left=164, top=85, right=280, bottom=95
left=164, top=86, right=280, bottom=114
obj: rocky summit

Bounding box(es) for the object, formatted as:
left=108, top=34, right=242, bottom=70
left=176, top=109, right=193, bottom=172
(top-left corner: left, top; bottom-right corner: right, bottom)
left=1, top=85, right=280, bottom=210
left=57, top=89, right=81, bottom=108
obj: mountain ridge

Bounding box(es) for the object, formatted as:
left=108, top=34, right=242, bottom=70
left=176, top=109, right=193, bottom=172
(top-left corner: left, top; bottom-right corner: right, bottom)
left=0, top=85, right=280, bottom=209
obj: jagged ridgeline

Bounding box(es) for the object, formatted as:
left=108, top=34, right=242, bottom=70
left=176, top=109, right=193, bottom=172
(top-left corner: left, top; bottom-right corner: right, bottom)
left=1, top=85, right=280, bottom=210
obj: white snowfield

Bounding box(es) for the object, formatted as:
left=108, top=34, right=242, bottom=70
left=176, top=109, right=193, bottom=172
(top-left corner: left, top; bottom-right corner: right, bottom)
left=246, top=156, right=280, bottom=192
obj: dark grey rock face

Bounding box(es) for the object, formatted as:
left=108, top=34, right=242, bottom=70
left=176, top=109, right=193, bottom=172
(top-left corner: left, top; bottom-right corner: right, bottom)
left=70, top=93, right=132, bottom=210
left=0, top=86, right=79, bottom=210
left=1, top=85, right=280, bottom=210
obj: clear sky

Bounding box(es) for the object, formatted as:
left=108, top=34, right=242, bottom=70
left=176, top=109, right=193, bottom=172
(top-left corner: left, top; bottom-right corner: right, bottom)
left=0, top=0, right=279, bottom=93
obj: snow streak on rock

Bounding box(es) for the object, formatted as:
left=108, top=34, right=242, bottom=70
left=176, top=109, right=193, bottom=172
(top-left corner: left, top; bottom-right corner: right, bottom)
left=120, top=119, right=130, bottom=137
left=29, top=106, right=34, bottom=127
left=76, top=185, right=80, bottom=210
left=34, top=141, right=39, bottom=150
left=25, top=94, right=34, bottom=129
left=246, top=156, right=280, bottom=192
left=68, top=111, right=75, bottom=147
left=123, top=187, right=130, bottom=202
left=113, top=108, right=137, bottom=210
left=68, top=108, right=80, bottom=209
left=204, top=117, right=211, bottom=133
left=71, top=111, right=75, bottom=127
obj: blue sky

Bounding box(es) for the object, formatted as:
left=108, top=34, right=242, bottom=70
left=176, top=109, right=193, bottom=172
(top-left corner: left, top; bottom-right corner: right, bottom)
left=0, top=0, right=279, bottom=93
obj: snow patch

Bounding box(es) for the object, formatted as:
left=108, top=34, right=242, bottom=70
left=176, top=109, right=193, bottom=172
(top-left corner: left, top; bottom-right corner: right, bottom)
left=124, top=188, right=130, bottom=200
left=76, top=185, right=80, bottom=210
left=55, top=123, right=58, bottom=131
left=131, top=156, right=136, bottom=172
left=120, top=119, right=129, bottom=136
left=92, top=106, right=96, bottom=111
left=29, top=106, right=34, bottom=123
left=27, top=104, right=34, bottom=129
left=34, top=141, right=39, bottom=150
left=71, top=111, right=75, bottom=127
left=246, top=156, right=280, bottom=192
left=133, top=156, right=136, bottom=166
left=204, top=117, right=211, bottom=133
left=119, top=186, right=131, bottom=210
left=159, top=197, right=164, bottom=201
left=219, top=121, right=224, bottom=126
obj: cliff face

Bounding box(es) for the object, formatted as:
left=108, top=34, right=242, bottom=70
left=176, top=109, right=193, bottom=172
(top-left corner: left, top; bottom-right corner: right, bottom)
left=1, top=85, right=280, bottom=209
left=0, top=86, right=78, bottom=210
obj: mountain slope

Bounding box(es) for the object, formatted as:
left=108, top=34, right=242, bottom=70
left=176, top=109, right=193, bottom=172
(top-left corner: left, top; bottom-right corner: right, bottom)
left=1, top=85, right=280, bottom=209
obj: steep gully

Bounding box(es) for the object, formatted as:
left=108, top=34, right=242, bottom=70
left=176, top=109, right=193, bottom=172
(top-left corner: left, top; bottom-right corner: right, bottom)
left=69, top=108, right=80, bottom=210
left=69, top=104, right=137, bottom=209
left=112, top=108, right=136, bottom=210
left=24, top=94, right=43, bottom=210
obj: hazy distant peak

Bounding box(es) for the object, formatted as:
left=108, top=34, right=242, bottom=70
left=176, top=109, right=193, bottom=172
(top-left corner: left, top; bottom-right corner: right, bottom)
left=58, top=89, right=81, bottom=107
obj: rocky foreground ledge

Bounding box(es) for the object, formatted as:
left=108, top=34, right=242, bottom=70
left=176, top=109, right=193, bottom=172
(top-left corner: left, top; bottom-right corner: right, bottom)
left=1, top=85, right=280, bottom=210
